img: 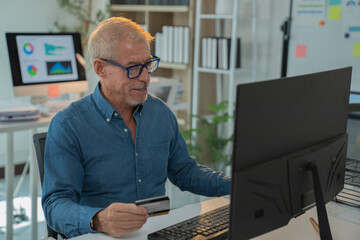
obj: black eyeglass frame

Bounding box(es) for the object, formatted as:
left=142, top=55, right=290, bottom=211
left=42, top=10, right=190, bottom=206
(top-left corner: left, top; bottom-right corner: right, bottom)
left=99, top=55, right=160, bottom=79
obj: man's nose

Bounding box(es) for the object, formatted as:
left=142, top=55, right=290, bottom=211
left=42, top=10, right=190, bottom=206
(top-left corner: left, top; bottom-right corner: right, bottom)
left=138, top=66, right=150, bottom=82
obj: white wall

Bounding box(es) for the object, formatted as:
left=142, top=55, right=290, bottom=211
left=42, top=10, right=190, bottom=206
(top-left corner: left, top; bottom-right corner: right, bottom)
left=212, top=0, right=290, bottom=106
left=0, top=0, right=107, bottom=167
left=217, top=0, right=290, bottom=83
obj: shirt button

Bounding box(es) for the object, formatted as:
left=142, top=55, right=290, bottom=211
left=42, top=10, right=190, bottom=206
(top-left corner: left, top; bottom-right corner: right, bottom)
left=114, top=112, right=118, bottom=117
left=136, top=152, right=138, bottom=156
left=138, top=179, right=142, bottom=183
left=124, top=128, right=128, bottom=132
left=106, top=118, right=110, bottom=122
left=140, top=113, right=142, bottom=117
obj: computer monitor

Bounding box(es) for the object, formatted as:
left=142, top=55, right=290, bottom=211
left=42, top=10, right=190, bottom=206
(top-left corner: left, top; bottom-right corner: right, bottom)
left=229, top=67, right=352, bottom=239
left=6, top=32, right=88, bottom=101
left=148, top=77, right=179, bottom=109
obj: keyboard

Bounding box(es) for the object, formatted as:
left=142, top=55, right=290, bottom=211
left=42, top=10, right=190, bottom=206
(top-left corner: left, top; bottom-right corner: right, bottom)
left=148, top=204, right=230, bottom=240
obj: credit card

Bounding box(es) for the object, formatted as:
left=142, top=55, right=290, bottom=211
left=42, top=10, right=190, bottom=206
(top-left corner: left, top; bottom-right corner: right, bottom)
left=135, top=195, right=170, bottom=217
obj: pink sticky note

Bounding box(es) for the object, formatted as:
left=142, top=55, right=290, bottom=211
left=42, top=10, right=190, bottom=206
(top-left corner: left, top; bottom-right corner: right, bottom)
left=295, top=44, right=307, bottom=58
left=48, top=85, right=60, bottom=98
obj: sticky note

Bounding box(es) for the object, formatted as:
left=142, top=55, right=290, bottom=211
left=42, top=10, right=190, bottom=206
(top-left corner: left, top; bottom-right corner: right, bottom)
left=48, top=85, right=60, bottom=98
left=354, top=43, right=360, bottom=57
left=329, top=0, right=341, bottom=6
left=295, top=44, right=307, bottom=58
left=328, top=6, right=342, bottom=20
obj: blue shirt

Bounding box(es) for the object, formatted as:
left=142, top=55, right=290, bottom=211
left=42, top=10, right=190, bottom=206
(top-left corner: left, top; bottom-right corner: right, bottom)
left=42, top=84, right=231, bottom=238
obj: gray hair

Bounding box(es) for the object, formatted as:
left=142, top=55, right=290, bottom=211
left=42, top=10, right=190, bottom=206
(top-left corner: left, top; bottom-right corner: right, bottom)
left=88, top=17, right=154, bottom=63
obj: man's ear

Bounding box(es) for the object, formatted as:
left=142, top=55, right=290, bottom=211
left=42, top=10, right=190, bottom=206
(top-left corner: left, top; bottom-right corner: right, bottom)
left=93, top=59, right=106, bottom=77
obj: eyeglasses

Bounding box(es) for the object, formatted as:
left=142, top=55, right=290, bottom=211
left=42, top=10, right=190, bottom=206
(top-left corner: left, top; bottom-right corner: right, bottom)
left=99, top=55, right=160, bottom=79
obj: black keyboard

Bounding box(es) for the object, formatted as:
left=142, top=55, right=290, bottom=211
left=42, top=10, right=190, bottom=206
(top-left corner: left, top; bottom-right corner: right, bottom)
left=148, top=204, right=229, bottom=240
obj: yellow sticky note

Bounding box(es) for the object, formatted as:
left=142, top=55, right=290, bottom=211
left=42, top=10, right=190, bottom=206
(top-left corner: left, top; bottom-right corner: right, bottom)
left=328, top=6, right=341, bottom=20
left=354, top=43, right=360, bottom=57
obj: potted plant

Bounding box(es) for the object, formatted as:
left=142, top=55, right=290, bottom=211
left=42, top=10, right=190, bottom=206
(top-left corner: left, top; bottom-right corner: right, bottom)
left=181, top=101, right=234, bottom=173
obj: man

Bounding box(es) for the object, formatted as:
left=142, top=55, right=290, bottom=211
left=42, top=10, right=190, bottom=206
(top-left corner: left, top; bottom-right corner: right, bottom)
left=42, top=16, right=230, bottom=238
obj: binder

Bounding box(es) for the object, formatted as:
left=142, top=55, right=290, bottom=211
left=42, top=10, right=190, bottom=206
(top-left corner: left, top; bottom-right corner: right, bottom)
left=225, top=38, right=241, bottom=69
left=202, top=37, right=207, bottom=68
left=183, top=27, right=189, bottom=64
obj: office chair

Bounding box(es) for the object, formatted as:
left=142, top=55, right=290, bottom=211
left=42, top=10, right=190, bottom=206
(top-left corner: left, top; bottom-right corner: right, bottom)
left=33, top=132, right=67, bottom=239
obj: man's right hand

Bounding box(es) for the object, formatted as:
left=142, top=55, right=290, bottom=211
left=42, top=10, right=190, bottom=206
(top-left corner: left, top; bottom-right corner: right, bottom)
left=92, top=202, right=149, bottom=238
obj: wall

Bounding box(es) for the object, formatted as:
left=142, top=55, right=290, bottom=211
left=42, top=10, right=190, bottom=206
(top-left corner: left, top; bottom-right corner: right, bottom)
left=217, top=0, right=290, bottom=84
left=0, top=0, right=107, bottom=167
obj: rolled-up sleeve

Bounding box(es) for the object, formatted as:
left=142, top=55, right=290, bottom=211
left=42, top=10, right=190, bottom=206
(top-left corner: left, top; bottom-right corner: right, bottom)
left=41, top=114, right=102, bottom=238
left=166, top=112, right=231, bottom=197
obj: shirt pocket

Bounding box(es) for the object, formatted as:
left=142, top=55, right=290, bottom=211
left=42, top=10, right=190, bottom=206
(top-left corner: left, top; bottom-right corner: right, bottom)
left=149, top=141, right=170, bottom=183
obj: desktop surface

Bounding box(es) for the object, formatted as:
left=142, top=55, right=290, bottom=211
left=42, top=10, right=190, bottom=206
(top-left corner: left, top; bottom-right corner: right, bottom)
left=68, top=197, right=360, bottom=240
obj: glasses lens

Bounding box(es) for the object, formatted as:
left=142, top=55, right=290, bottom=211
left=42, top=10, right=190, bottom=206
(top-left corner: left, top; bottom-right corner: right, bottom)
left=127, top=59, right=159, bottom=79
left=147, top=60, right=159, bottom=73
left=128, top=65, right=143, bottom=78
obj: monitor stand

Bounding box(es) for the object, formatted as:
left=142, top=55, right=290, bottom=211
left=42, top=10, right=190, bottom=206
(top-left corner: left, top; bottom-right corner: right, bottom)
left=30, top=92, right=81, bottom=105
left=307, top=163, right=333, bottom=240
left=30, top=96, right=48, bottom=105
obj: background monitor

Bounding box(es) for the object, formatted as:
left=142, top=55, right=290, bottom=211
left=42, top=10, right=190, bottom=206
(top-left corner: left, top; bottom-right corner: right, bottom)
left=148, top=77, right=179, bottom=110
left=229, top=67, right=352, bottom=239
left=6, top=32, right=88, bottom=101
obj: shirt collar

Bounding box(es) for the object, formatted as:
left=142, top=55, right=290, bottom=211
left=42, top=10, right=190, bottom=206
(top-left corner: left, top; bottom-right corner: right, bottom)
left=92, top=83, right=144, bottom=122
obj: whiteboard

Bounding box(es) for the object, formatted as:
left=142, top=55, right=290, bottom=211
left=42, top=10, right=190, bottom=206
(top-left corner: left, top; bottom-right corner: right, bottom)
left=287, top=0, right=360, bottom=93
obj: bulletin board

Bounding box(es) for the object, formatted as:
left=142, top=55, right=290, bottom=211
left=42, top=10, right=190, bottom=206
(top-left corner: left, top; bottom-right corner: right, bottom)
left=286, top=0, right=360, bottom=93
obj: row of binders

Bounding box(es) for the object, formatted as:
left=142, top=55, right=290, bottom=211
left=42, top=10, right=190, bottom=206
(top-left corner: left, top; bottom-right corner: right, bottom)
left=155, top=26, right=190, bottom=64
left=202, top=37, right=241, bottom=70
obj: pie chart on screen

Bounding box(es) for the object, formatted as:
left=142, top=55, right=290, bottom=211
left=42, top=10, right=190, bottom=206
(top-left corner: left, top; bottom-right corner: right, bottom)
left=27, top=65, right=37, bottom=76
left=23, top=43, right=34, bottom=55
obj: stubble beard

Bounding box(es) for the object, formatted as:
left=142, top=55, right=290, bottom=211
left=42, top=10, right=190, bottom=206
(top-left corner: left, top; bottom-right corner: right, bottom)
left=124, top=82, right=149, bottom=106
left=125, top=92, right=148, bottom=106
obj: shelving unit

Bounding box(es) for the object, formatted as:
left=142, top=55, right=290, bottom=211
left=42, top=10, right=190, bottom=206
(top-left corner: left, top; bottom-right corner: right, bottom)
left=191, top=0, right=258, bottom=134
left=110, top=1, right=194, bottom=127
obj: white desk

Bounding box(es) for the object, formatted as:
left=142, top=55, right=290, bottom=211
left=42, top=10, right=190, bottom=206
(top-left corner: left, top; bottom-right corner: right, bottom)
left=0, top=116, right=52, bottom=240
left=69, top=196, right=360, bottom=240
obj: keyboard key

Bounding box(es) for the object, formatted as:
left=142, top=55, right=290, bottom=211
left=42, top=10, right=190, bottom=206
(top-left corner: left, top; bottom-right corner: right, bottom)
left=148, top=205, right=229, bottom=240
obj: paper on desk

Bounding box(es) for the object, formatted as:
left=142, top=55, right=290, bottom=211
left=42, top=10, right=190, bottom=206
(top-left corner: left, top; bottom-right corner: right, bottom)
left=0, top=99, right=39, bottom=121
left=0, top=99, right=33, bottom=109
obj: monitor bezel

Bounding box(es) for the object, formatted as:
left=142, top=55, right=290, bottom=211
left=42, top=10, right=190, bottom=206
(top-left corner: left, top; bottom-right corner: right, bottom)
left=229, top=67, right=352, bottom=239
left=6, top=32, right=86, bottom=87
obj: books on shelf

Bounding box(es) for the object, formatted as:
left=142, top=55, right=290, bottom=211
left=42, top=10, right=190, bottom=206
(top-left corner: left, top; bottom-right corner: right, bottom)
left=201, top=37, right=241, bottom=70
left=155, top=26, right=190, bottom=64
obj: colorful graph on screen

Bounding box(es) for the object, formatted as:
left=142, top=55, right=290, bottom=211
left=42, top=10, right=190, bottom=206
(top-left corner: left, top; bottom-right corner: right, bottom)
left=346, top=0, right=356, bottom=6
left=23, top=43, right=34, bottom=55
left=27, top=65, right=37, bottom=76
left=46, top=61, right=72, bottom=75
left=45, top=43, right=66, bottom=55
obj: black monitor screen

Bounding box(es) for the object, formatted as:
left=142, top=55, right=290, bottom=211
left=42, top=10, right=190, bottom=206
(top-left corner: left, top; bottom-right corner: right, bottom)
left=229, top=67, right=352, bottom=239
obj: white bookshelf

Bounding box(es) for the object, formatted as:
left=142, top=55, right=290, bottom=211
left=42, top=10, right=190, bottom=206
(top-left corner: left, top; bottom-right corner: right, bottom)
left=191, top=0, right=258, bottom=133
left=110, top=1, right=194, bottom=127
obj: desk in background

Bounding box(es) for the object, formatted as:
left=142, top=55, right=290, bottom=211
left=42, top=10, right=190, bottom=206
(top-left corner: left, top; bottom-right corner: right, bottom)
left=69, top=196, right=360, bottom=240
left=0, top=116, right=52, bottom=240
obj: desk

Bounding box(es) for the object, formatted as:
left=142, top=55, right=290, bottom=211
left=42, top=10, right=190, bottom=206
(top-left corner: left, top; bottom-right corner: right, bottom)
left=69, top=197, right=360, bottom=240
left=0, top=116, right=52, bottom=240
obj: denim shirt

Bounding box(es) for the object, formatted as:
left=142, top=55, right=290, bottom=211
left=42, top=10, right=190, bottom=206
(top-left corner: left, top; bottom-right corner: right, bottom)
left=42, top=84, right=231, bottom=238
